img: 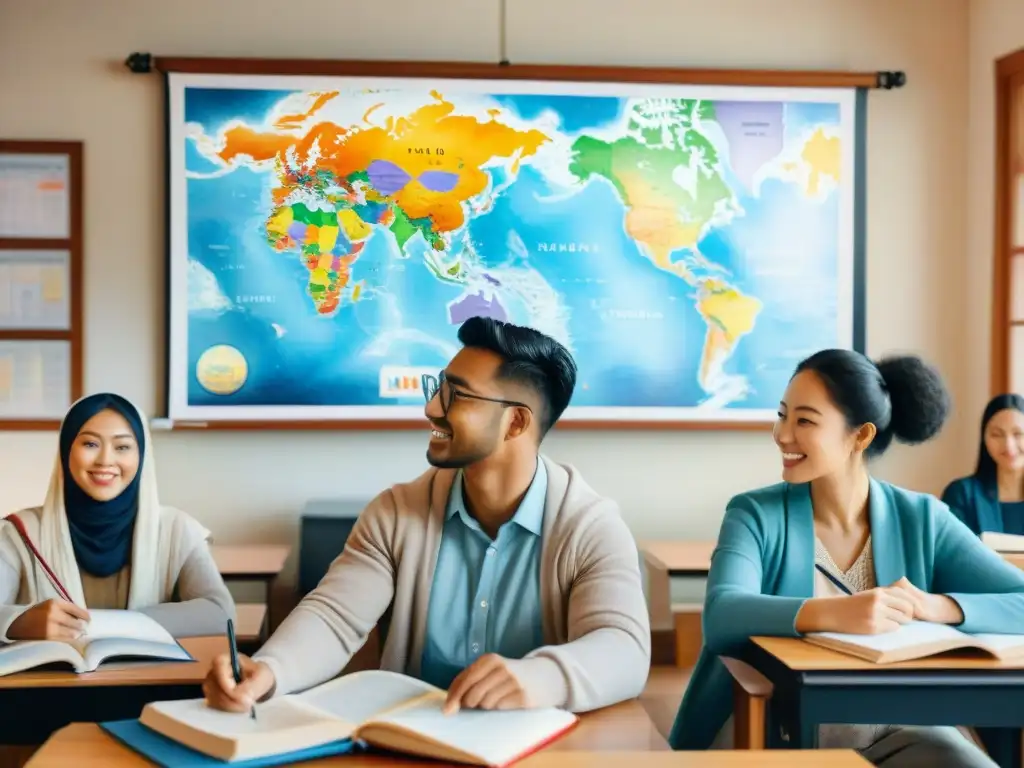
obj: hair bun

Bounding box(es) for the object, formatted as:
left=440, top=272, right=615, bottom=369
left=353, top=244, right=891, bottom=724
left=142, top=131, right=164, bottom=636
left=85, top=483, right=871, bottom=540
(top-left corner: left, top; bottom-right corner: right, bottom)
left=874, top=355, right=950, bottom=444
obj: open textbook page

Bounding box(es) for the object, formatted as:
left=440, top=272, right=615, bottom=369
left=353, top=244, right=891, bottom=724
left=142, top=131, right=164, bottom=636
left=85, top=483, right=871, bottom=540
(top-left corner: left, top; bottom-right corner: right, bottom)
left=141, top=669, right=578, bottom=765
left=981, top=531, right=1024, bottom=553
left=805, top=620, right=1024, bottom=664
left=0, top=609, right=190, bottom=675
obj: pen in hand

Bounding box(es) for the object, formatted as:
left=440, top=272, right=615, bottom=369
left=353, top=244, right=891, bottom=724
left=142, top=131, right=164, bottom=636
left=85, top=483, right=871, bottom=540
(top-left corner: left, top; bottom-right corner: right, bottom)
left=226, top=618, right=256, bottom=721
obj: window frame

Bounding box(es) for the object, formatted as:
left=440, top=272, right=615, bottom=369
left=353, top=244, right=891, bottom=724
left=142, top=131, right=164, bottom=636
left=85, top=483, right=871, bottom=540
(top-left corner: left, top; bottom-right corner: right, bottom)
left=991, top=49, right=1024, bottom=395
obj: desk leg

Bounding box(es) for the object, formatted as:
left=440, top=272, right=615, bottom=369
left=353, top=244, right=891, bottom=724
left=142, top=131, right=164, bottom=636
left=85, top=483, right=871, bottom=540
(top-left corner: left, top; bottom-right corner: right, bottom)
left=264, top=576, right=276, bottom=637
left=774, top=694, right=819, bottom=750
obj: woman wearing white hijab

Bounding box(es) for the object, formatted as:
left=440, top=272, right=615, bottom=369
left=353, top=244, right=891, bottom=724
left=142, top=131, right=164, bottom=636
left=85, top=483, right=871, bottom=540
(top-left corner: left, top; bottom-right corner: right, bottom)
left=0, top=393, right=234, bottom=640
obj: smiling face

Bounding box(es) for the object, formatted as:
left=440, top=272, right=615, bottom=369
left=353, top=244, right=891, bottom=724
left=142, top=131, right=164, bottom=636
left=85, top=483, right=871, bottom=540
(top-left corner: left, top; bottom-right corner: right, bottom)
left=66, top=408, right=141, bottom=501
left=423, top=347, right=532, bottom=469
left=984, top=407, right=1024, bottom=473
left=773, top=370, right=872, bottom=484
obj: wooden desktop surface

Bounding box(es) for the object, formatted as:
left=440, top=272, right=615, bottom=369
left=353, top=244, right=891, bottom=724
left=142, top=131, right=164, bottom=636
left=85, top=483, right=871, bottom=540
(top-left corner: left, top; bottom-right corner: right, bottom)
left=210, top=544, right=290, bottom=576
left=0, top=635, right=224, bottom=689
left=754, top=635, right=1024, bottom=671
left=27, top=700, right=671, bottom=766
left=26, top=724, right=868, bottom=767
left=640, top=541, right=715, bottom=573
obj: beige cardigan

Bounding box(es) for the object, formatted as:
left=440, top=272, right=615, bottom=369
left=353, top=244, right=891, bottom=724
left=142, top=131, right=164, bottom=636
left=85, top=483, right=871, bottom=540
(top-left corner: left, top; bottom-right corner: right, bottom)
left=255, top=456, right=651, bottom=712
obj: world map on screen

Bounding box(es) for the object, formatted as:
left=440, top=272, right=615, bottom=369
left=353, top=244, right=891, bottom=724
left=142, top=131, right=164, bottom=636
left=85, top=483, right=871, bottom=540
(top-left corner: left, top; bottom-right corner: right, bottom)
left=174, top=78, right=853, bottom=421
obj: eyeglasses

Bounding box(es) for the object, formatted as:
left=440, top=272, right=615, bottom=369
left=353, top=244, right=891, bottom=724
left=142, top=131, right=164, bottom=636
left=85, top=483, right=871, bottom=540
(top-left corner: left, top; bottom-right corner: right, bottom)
left=421, top=371, right=531, bottom=416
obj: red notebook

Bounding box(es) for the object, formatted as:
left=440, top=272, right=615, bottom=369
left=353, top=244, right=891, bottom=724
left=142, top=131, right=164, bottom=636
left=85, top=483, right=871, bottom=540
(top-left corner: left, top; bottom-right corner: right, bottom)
left=137, top=668, right=578, bottom=766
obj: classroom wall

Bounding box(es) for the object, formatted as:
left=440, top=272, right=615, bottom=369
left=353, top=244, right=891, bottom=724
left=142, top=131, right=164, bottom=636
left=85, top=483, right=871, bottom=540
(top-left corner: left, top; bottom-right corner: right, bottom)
left=0, top=0, right=991, bottom=582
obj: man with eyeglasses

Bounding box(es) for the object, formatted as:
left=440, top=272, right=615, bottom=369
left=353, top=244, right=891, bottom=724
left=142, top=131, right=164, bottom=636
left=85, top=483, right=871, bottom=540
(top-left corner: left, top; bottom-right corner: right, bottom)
left=202, top=316, right=650, bottom=718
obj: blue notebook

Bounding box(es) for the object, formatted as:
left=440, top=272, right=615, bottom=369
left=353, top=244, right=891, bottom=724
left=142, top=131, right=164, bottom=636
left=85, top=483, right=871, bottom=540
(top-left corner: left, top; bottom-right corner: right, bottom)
left=100, top=719, right=356, bottom=767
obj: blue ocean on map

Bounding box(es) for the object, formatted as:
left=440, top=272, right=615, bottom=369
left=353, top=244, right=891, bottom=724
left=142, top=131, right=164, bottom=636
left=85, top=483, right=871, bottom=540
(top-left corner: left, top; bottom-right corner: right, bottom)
left=180, top=86, right=848, bottom=414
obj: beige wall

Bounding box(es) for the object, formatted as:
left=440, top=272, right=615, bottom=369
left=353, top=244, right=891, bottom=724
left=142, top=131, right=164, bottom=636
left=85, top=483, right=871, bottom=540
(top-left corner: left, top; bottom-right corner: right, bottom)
left=0, top=0, right=1009, bottom=585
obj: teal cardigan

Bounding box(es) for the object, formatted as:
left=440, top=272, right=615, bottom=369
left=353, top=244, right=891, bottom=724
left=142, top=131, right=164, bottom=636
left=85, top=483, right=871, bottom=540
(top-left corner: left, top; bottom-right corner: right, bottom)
left=669, top=477, right=1024, bottom=750
left=941, top=476, right=1003, bottom=535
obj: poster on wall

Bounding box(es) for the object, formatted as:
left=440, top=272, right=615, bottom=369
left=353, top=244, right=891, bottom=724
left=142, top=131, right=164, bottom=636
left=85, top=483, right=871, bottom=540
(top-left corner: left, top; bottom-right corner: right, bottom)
left=163, top=66, right=865, bottom=427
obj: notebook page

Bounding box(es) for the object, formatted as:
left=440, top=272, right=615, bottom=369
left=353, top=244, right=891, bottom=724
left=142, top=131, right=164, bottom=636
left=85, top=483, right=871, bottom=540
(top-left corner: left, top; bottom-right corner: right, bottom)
left=82, top=637, right=191, bottom=670
left=810, top=620, right=967, bottom=651
left=367, top=697, right=577, bottom=765
left=81, top=610, right=176, bottom=645
left=0, top=640, right=83, bottom=675
left=145, top=698, right=317, bottom=739
left=142, top=696, right=359, bottom=761
left=981, top=532, right=1024, bottom=553
left=296, top=670, right=444, bottom=724
left=967, top=633, right=1024, bottom=652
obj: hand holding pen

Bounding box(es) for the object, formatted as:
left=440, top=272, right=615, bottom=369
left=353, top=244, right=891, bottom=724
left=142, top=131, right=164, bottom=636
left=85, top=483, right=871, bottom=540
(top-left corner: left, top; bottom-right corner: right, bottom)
left=227, top=619, right=256, bottom=720
left=5, top=598, right=90, bottom=642
left=202, top=619, right=274, bottom=718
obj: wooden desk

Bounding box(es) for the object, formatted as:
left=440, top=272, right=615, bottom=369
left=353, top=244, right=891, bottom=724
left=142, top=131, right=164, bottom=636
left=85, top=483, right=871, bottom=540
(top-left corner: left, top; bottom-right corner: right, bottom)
left=749, top=636, right=1024, bottom=766
left=210, top=544, right=290, bottom=630
left=639, top=541, right=715, bottom=631
left=235, top=602, right=268, bottom=646
left=0, top=636, right=223, bottom=744
left=28, top=699, right=671, bottom=766
left=641, top=541, right=715, bottom=576
left=27, top=722, right=867, bottom=767
left=210, top=544, right=290, bottom=578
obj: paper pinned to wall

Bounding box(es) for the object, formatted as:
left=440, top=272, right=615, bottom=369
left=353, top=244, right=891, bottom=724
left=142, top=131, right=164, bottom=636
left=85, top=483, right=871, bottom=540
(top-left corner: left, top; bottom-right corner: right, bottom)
left=0, top=340, right=71, bottom=419
left=0, top=154, right=70, bottom=239
left=0, top=250, right=70, bottom=330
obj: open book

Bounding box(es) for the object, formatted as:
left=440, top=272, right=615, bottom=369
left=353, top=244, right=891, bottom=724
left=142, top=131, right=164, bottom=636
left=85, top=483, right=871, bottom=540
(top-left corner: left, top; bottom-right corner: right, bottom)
left=0, top=609, right=191, bottom=676
left=804, top=620, right=1024, bottom=664
left=981, top=531, right=1024, bottom=553
left=139, top=669, right=578, bottom=766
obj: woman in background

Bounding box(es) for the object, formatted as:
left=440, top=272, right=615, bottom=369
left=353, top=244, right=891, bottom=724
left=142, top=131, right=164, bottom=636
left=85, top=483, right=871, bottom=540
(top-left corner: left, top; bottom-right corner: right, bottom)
left=941, top=394, right=1024, bottom=536
left=670, top=350, right=1024, bottom=767
left=0, top=393, right=234, bottom=642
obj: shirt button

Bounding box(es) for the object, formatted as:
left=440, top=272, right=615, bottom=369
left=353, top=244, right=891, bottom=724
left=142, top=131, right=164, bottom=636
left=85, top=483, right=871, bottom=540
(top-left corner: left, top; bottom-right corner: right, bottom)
left=471, top=643, right=480, bottom=652
left=480, top=600, right=488, bottom=609
left=486, top=547, right=496, bottom=556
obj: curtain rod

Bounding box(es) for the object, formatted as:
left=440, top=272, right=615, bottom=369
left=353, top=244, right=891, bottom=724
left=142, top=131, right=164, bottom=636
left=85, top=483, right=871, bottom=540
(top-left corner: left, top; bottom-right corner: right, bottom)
left=123, top=53, right=906, bottom=90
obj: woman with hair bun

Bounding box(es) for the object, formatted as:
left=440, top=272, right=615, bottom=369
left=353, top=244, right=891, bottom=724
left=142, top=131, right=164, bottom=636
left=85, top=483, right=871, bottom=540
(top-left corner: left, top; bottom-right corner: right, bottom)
left=671, top=350, right=1024, bottom=766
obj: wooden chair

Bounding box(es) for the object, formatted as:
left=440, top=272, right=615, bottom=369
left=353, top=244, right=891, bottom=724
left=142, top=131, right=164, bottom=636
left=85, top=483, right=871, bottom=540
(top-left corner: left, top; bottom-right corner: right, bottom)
left=721, top=656, right=774, bottom=749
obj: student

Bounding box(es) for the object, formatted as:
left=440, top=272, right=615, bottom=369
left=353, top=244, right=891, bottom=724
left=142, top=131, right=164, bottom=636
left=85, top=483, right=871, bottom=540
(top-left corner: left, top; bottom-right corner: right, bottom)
left=670, top=350, right=1024, bottom=766
left=203, top=316, right=650, bottom=714
left=941, top=394, right=1024, bottom=536
left=0, top=393, right=234, bottom=640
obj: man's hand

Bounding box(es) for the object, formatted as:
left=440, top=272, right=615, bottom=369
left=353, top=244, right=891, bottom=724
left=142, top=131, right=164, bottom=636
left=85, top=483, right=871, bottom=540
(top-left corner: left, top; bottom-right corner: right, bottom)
left=202, top=653, right=275, bottom=712
left=443, top=654, right=528, bottom=715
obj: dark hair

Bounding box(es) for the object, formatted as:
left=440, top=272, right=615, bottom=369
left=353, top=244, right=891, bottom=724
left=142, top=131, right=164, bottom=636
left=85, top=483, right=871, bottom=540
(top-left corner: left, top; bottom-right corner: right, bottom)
left=974, top=393, right=1024, bottom=489
left=793, top=349, right=950, bottom=458
left=456, top=316, right=577, bottom=436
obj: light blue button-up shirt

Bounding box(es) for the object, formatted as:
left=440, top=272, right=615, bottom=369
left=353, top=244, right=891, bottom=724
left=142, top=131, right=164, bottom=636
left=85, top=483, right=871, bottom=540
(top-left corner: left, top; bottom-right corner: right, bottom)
left=420, top=460, right=547, bottom=690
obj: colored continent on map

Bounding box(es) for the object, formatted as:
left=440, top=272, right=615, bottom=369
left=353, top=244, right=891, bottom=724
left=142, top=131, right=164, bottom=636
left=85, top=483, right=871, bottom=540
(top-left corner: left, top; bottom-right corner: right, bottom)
left=567, top=99, right=763, bottom=392
left=216, top=91, right=549, bottom=315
